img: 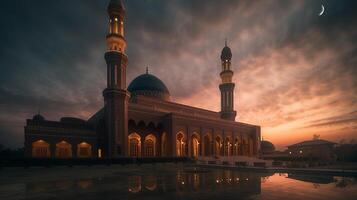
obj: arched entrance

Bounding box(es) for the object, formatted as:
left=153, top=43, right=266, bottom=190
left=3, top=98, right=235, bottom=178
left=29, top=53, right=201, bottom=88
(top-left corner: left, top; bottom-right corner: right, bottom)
left=203, top=134, right=212, bottom=156
left=144, top=134, right=156, bottom=157
left=234, top=138, right=239, bottom=156
left=128, top=133, right=141, bottom=157
left=215, top=136, right=222, bottom=156
left=191, top=134, right=200, bottom=158
left=224, top=137, right=232, bottom=156
left=176, top=132, right=185, bottom=156
left=32, top=140, right=50, bottom=157
left=77, top=142, right=92, bottom=158
left=55, top=141, right=72, bottom=158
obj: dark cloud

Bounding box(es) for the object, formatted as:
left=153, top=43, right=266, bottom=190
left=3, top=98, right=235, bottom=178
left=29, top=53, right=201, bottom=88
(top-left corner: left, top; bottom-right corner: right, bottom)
left=0, top=0, right=356, bottom=148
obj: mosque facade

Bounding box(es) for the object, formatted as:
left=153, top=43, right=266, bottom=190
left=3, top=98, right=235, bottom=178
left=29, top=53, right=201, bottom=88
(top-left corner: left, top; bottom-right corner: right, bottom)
left=24, top=0, right=261, bottom=159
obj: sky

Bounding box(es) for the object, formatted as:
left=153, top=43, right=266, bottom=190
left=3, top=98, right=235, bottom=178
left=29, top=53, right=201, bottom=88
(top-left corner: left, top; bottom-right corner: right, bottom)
left=0, top=0, right=356, bottom=149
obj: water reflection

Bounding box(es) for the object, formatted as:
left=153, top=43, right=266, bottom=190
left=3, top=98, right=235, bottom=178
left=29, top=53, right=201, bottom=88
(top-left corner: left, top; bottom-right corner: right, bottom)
left=22, top=166, right=357, bottom=200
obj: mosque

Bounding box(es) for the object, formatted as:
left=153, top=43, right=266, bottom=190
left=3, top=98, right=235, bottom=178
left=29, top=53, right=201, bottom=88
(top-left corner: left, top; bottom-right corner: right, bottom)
left=24, top=0, right=261, bottom=159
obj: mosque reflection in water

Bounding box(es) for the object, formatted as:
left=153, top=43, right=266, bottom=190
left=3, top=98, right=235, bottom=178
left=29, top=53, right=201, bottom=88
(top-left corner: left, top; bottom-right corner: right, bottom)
left=25, top=168, right=262, bottom=198
left=24, top=167, right=356, bottom=199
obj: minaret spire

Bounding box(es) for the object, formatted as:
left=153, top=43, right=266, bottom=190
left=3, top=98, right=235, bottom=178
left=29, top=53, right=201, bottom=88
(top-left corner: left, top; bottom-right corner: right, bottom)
left=219, top=40, right=236, bottom=121
left=103, top=0, right=129, bottom=158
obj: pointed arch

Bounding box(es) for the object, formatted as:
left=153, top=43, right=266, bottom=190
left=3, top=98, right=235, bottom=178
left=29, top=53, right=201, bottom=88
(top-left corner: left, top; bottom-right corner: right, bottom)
left=215, top=135, right=223, bottom=156
left=144, top=134, right=156, bottom=157
left=191, top=133, right=200, bottom=158
left=77, top=142, right=92, bottom=157
left=55, top=141, right=72, bottom=158
left=176, top=132, right=186, bottom=157
left=128, top=133, right=141, bottom=157
left=224, top=136, right=232, bottom=156
left=32, top=140, right=50, bottom=157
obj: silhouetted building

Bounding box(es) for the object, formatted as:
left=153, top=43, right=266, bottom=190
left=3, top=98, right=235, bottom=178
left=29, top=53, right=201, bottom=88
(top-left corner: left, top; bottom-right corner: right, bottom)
left=24, top=0, right=261, bottom=159
left=287, top=139, right=337, bottom=161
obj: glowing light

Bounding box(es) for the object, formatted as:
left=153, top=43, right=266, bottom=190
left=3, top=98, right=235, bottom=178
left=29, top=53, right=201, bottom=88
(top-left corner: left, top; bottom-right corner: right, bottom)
left=216, top=179, right=219, bottom=183
left=289, top=151, right=292, bottom=154
left=115, top=18, right=118, bottom=21
left=181, top=181, right=185, bottom=185
left=299, top=150, right=303, bottom=154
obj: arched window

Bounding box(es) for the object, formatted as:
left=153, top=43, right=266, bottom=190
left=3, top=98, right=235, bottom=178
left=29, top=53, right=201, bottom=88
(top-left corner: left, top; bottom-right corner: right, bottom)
left=77, top=142, right=92, bottom=158
left=191, top=134, right=200, bottom=158
left=224, top=137, right=233, bottom=157
left=176, top=132, right=185, bottom=157
left=128, top=133, right=141, bottom=157
left=55, top=141, right=72, bottom=158
left=144, top=134, right=156, bottom=157
left=215, top=136, right=222, bottom=156
left=32, top=140, right=50, bottom=157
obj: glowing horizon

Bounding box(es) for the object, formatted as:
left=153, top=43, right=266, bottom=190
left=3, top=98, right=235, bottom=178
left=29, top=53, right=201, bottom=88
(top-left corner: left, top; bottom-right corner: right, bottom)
left=0, top=0, right=356, bottom=149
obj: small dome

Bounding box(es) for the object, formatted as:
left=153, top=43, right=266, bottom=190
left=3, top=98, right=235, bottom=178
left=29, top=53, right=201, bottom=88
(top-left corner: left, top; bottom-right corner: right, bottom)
left=261, top=140, right=275, bottom=154
left=32, top=114, right=45, bottom=121
left=221, top=46, right=232, bottom=61
left=128, top=73, right=170, bottom=101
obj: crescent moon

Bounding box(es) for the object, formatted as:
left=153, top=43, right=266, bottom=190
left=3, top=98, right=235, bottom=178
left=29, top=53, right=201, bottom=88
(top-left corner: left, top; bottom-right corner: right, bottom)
left=319, top=5, right=325, bottom=16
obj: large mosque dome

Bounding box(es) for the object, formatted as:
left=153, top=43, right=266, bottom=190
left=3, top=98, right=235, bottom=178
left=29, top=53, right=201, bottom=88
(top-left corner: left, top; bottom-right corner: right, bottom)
left=128, top=73, right=170, bottom=101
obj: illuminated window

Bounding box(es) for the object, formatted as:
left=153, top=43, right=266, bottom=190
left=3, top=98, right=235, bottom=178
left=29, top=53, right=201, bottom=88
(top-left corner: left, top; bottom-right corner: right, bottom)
left=55, top=141, right=72, bottom=158
left=77, top=142, right=92, bottom=157
left=32, top=140, right=50, bottom=157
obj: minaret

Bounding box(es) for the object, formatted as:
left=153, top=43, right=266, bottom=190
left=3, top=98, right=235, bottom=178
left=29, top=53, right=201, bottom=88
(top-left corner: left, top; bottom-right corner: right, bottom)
left=103, top=0, right=129, bottom=157
left=219, top=40, right=237, bottom=121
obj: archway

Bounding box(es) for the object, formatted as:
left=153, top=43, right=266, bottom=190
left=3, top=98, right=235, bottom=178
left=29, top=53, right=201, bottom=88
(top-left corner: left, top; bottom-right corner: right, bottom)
left=32, top=140, right=50, bottom=157
left=203, top=134, right=211, bottom=156
left=224, top=137, right=232, bottom=156
left=55, top=141, right=72, bottom=158
left=215, top=136, right=222, bottom=156
left=144, top=134, right=156, bottom=157
left=161, top=132, right=167, bottom=157
left=128, top=133, right=141, bottom=157
left=191, top=134, right=200, bottom=158
left=176, top=132, right=186, bottom=157
left=77, top=142, right=92, bottom=158
left=234, top=138, right=239, bottom=156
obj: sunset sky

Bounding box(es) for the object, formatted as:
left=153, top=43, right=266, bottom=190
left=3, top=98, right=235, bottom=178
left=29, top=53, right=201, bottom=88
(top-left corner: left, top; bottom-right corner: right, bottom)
left=0, top=0, right=356, bottom=149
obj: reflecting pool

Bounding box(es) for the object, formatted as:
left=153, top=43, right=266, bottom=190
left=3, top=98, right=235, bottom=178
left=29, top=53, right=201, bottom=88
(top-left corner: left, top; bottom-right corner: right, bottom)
left=0, top=164, right=356, bottom=200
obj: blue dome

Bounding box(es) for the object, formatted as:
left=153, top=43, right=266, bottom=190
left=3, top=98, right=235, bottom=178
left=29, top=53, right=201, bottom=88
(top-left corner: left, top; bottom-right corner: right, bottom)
left=128, top=73, right=170, bottom=101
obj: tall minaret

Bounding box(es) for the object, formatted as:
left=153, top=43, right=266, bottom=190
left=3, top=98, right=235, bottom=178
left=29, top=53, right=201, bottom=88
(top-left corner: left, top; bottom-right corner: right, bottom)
left=219, top=40, right=237, bottom=121
left=103, top=0, right=129, bottom=157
